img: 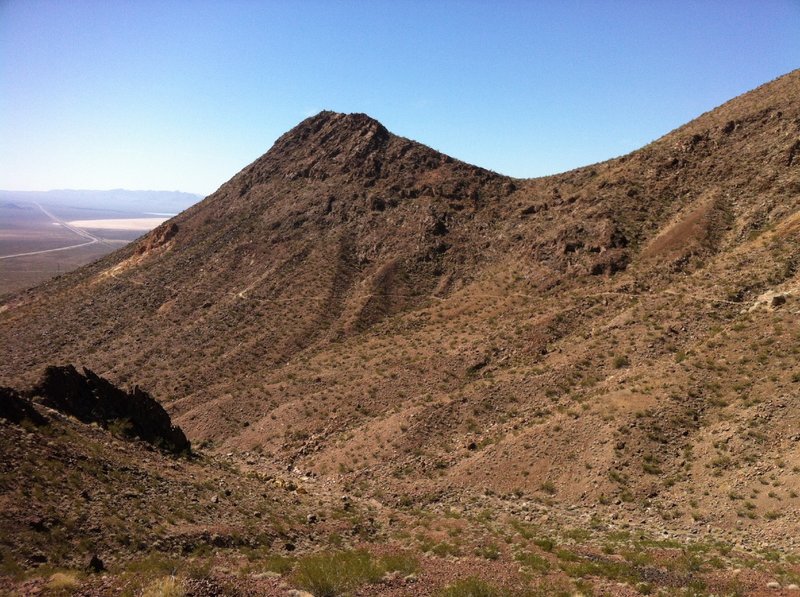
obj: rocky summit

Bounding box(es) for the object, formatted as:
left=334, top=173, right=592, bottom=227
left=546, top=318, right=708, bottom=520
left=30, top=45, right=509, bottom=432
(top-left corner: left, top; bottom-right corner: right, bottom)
left=1, top=70, right=799, bottom=595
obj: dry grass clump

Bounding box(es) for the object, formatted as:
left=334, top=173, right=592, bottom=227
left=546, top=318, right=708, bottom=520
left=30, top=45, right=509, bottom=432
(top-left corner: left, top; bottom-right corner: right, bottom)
left=141, top=575, right=185, bottom=597
left=45, top=572, right=80, bottom=592
left=291, top=549, right=418, bottom=596
left=292, top=549, right=382, bottom=596
left=437, top=577, right=502, bottom=597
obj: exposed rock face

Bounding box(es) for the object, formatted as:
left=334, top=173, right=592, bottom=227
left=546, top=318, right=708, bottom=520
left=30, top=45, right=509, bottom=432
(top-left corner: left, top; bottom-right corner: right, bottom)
left=0, top=386, right=47, bottom=426
left=136, top=221, right=178, bottom=255
left=242, top=110, right=502, bottom=188
left=31, top=365, right=189, bottom=454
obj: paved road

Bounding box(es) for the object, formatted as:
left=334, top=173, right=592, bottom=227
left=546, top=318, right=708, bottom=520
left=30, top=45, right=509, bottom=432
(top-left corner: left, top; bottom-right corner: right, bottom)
left=0, top=202, right=101, bottom=260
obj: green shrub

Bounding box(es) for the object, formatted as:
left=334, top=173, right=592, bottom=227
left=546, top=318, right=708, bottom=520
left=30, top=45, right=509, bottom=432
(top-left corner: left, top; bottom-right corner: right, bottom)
left=516, top=551, right=550, bottom=573
left=437, top=577, right=502, bottom=597
left=0, top=549, right=23, bottom=579
left=125, top=553, right=179, bottom=577
left=510, top=519, right=537, bottom=539
left=556, top=548, right=581, bottom=562
left=291, top=550, right=383, bottom=597
left=431, top=541, right=461, bottom=557
left=285, top=549, right=416, bottom=595
left=559, top=557, right=640, bottom=584
left=107, top=417, right=134, bottom=438
left=540, top=480, right=556, bottom=495
left=260, top=554, right=295, bottom=574
left=533, top=537, right=555, bottom=552
left=380, top=552, right=419, bottom=575
left=476, top=544, right=501, bottom=560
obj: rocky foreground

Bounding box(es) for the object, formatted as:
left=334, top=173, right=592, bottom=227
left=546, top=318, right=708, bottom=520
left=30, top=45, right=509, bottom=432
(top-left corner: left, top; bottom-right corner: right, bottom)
left=2, top=369, right=800, bottom=595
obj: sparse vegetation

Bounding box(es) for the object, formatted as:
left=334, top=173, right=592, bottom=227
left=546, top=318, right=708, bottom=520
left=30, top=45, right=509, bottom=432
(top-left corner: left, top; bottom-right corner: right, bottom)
left=437, top=577, right=502, bottom=597
left=613, top=354, right=630, bottom=369
left=141, top=576, right=185, bottom=597
left=45, top=572, right=80, bottom=592
left=289, top=549, right=417, bottom=596
left=1, top=67, right=800, bottom=597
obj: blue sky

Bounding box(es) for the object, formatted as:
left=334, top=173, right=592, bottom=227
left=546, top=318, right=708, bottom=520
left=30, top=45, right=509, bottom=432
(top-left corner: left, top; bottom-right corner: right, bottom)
left=1, top=1, right=798, bottom=195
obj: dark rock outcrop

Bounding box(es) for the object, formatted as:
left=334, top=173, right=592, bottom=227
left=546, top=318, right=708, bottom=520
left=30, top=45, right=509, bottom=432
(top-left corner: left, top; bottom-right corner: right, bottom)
left=0, top=386, right=48, bottom=426
left=87, top=554, right=105, bottom=573
left=31, top=365, right=189, bottom=454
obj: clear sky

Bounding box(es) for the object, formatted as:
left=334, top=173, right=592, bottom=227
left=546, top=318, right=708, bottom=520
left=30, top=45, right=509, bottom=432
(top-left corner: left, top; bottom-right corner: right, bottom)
left=1, top=1, right=798, bottom=195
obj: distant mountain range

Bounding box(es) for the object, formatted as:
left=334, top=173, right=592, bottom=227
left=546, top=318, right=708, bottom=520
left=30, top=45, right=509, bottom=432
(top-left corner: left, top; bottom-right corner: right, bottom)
left=0, top=189, right=203, bottom=214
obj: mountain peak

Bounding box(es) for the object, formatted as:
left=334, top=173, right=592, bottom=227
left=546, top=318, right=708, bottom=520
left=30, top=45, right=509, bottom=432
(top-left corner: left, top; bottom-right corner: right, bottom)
left=233, top=108, right=503, bottom=195
left=232, top=110, right=396, bottom=184
left=304, top=110, right=387, bottom=132
left=274, top=110, right=390, bottom=156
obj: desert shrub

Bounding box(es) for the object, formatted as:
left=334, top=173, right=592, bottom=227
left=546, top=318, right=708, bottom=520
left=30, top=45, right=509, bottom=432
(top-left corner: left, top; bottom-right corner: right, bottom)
left=533, top=537, right=555, bottom=552
left=243, top=547, right=295, bottom=574
left=431, top=541, right=461, bottom=557
left=107, top=417, right=134, bottom=438
left=141, top=575, right=185, bottom=597
left=288, top=549, right=418, bottom=595
left=0, top=549, right=23, bottom=579
left=613, top=355, right=630, bottom=368
left=559, top=557, right=640, bottom=584
left=125, top=553, right=179, bottom=577
left=540, top=480, right=556, bottom=495
left=45, top=572, right=80, bottom=592
left=291, top=549, right=383, bottom=596
left=642, top=454, right=662, bottom=474
left=564, top=528, right=591, bottom=542
left=185, top=558, right=212, bottom=580
left=260, top=554, right=296, bottom=574
left=476, top=543, right=501, bottom=560
left=380, top=552, right=418, bottom=574
left=437, top=577, right=502, bottom=597
left=516, top=551, right=550, bottom=573
left=555, top=548, right=580, bottom=562
left=510, top=519, right=537, bottom=539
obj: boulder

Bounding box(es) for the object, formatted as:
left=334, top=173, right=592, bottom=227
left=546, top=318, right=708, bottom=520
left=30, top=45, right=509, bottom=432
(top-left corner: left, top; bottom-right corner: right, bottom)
left=87, top=554, right=105, bottom=573
left=770, top=294, right=787, bottom=308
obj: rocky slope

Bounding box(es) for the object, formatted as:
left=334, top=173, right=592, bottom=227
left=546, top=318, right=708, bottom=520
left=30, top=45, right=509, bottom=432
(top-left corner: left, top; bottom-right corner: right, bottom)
left=1, top=389, right=797, bottom=596
left=1, top=70, right=800, bottom=593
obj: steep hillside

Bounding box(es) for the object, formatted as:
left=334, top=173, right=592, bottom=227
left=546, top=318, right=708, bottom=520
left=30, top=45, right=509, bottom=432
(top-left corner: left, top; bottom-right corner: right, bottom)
left=0, top=371, right=383, bottom=596
left=1, top=68, right=800, bottom=572
left=3, top=373, right=798, bottom=595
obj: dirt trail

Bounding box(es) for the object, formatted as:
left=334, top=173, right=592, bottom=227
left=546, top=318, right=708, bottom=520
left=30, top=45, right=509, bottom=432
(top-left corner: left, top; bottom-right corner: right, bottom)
left=0, top=202, right=100, bottom=260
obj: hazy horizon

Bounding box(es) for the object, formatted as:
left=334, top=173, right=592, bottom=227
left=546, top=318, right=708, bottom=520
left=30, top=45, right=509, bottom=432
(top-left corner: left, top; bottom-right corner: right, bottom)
left=0, top=188, right=204, bottom=195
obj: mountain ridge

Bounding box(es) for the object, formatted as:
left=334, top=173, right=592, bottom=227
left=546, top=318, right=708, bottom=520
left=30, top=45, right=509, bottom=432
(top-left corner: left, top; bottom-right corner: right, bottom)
left=0, top=188, right=203, bottom=211
left=1, top=69, right=799, bottom=543
left=2, top=68, right=800, bottom=595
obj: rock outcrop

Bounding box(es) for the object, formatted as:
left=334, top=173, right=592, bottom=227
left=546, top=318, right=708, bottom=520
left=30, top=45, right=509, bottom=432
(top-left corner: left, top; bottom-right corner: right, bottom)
left=31, top=365, right=189, bottom=454
left=0, top=386, right=47, bottom=426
